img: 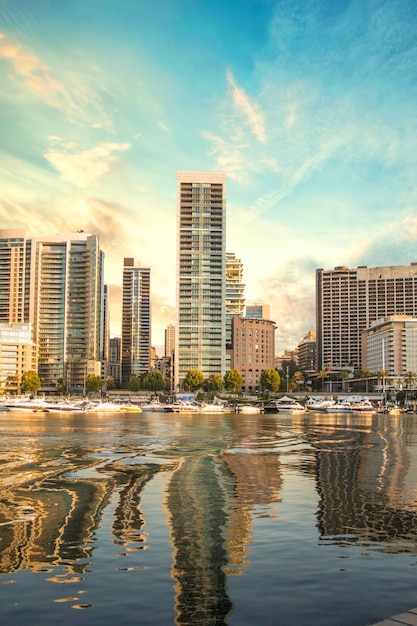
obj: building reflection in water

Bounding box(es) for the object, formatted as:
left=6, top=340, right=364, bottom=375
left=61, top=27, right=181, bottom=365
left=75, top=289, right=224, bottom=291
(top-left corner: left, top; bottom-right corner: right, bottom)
left=165, top=450, right=283, bottom=625
left=310, top=415, right=417, bottom=551
left=3, top=413, right=417, bottom=622
left=0, top=452, right=171, bottom=578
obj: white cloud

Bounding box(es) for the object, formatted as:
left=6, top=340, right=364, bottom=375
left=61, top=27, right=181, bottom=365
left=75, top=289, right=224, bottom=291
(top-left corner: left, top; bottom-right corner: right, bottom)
left=226, top=70, right=266, bottom=144
left=44, top=141, right=131, bottom=188
left=0, top=32, right=79, bottom=115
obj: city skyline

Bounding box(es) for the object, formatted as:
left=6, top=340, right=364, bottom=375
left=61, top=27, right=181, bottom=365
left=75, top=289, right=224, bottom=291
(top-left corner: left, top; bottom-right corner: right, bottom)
left=2, top=0, right=417, bottom=353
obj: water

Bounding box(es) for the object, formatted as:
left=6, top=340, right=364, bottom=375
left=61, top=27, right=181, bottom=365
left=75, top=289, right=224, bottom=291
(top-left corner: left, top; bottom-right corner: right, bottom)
left=1, top=410, right=417, bottom=625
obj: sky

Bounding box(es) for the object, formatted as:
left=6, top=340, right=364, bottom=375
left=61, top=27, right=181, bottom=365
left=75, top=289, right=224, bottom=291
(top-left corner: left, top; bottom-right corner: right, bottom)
left=1, top=0, right=417, bottom=355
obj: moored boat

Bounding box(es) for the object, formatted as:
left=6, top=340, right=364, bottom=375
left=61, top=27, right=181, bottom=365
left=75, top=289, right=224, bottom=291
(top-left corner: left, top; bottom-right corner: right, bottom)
left=272, top=396, right=307, bottom=414
left=235, top=404, right=264, bottom=414
left=164, top=401, right=201, bottom=413
left=6, top=398, right=51, bottom=412
left=305, top=398, right=336, bottom=412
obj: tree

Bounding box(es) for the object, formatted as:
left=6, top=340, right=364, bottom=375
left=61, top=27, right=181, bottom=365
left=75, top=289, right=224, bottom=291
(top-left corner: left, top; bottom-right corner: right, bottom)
left=317, top=370, right=327, bottom=391
left=128, top=375, right=141, bottom=392
left=143, top=370, right=166, bottom=391
left=85, top=374, right=102, bottom=394
left=183, top=369, right=205, bottom=392
left=104, top=375, right=116, bottom=391
left=223, top=369, right=243, bottom=393
left=260, top=369, right=280, bottom=392
left=21, top=370, right=41, bottom=395
left=204, top=374, right=223, bottom=393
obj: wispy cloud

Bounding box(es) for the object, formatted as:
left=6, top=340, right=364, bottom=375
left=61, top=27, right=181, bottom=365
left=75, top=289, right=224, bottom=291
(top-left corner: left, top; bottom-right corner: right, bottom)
left=0, top=32, right=79, bottom=114
left=226, top=70, right=266, bottom=143
left=44, top=140, right=131, bottom=187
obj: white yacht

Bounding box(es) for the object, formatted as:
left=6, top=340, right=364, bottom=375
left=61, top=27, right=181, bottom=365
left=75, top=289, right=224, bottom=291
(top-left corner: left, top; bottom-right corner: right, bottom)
left=305, top=398, right=336, bottom=412
left=272, top=397, right=307, bottom=414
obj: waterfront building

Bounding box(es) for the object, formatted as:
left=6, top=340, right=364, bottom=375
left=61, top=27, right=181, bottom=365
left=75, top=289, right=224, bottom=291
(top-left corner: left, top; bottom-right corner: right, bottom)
left=121, top=258, right=151, bottom=383
left=0, top=322, right=37, bottom=394
left=0, top=229, right=105, bottom=393
left=362, top=315, right=417, bottom=380
left=297, top=330, right=316, bottom=375
left=109, top=337, right=121, bottom=384
left=32, top=232, right=105, bottom=392
left=316, top=263, right=417, bottom=372
left=0, top=229, right=31, bottom=323
left=231, top=316, right=276, bottom=392
left=175, top=171, right=226, bottom=389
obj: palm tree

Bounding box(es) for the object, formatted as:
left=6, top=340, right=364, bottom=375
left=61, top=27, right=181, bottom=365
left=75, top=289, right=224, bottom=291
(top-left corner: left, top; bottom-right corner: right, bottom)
left=317, top=370, right=327, bottom=391
left=404, top=371, right=416, bottom=404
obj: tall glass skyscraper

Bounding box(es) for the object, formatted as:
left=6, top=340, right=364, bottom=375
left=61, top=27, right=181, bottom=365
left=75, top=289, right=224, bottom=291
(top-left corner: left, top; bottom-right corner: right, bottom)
left=175, top=171, right=226, bottom=389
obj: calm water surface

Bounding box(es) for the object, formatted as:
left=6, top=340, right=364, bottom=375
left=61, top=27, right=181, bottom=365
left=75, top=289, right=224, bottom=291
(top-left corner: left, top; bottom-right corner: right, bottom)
left=1, top=410, right=417, bottom=625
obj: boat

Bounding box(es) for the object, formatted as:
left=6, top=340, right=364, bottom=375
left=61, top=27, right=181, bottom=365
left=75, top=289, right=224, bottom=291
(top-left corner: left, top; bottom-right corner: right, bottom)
left=263, top=403, right=280, bottom=414
left=350, top=400, right=377, bottom=414
left=326, top=401, right=353, bottom=413
left=141, top=398, right=164, bottom=411
left=164, top=401, right=201, bottom=413
left=199, top=402, right=232, bottom=413
left=83, top=401, right=124, bottom=413
left=118, top=404, right=142, bottom=413
left=45, top=400, right=87, bottom=412
left=5, top=397, right=51, bottom=412
left=235, top=404, right=264, bottom=414
left=272, top=397, right=307, bottom=414
left=305, top=398, right=336, bottom=412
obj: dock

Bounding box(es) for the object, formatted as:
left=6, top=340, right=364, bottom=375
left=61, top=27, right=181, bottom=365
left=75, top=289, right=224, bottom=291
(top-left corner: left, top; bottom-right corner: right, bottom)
left=370, top=607, right=417, bottom=625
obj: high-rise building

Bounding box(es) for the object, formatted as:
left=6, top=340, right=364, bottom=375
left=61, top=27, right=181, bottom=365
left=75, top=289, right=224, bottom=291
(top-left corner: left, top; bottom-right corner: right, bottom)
left=316, top=263, right=417, bottom=372
left=226, top=252, right=245, bottom=350
left=362, top=315, right=417, bottom=379
left=121, top=258, right=151, bottom=383
left=32, top=232, right=105, bottom=391
left=164, top=323, right=175, bottom=358
left=175, top=171, right=226, bottom=389
left=109, top=337, right=121, bottom=384
left=0, top=229, right=105, bottom=392
left=297, top=330, right=316, bottom=375
left=0, top=229, right=31, bottom=323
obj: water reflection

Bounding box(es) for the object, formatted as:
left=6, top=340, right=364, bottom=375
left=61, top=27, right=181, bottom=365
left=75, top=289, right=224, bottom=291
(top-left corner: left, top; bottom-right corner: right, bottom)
left=308, top=414, right=417, bottom=551
left=1, top=412, right=417, bottom=625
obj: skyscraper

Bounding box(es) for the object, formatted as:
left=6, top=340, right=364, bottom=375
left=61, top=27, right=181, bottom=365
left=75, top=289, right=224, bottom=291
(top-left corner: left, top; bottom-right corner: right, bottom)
left=316, top=263, right=417, bottom=372
left=0, top=229, right=105, bottom=392
left=0, top=228, right=31, bottom=323
left=225, top=252, right=245, bottom=350
left=31, top=232, right=105, bottom=391
left=175, top=171, right=226, bottom=389
left=121, top=258, right=151, bottom=383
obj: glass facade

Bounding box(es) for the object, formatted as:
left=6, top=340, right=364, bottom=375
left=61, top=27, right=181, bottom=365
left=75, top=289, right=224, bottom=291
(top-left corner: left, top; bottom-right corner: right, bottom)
left=176, top=172, right=226, bottom=388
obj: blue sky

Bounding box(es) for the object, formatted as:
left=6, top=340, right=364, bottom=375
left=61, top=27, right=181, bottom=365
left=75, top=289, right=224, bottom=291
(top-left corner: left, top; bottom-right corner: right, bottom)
left=1, top=0, right=417, bottom=354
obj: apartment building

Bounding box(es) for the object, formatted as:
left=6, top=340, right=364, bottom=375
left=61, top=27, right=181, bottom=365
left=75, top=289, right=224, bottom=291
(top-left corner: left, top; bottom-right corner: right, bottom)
left=0, top=322, right=37, bottom=393
left=362, top=315, right=417, bottom=378
left=175, top=171, right=226, bottom=389
left=316, top=263, right=417, bottom=372
left=0, top=229, right=105, bottom=392
left=121, top=258, right=151, bottom=383
left=232, top=316, right=276, bottom=392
